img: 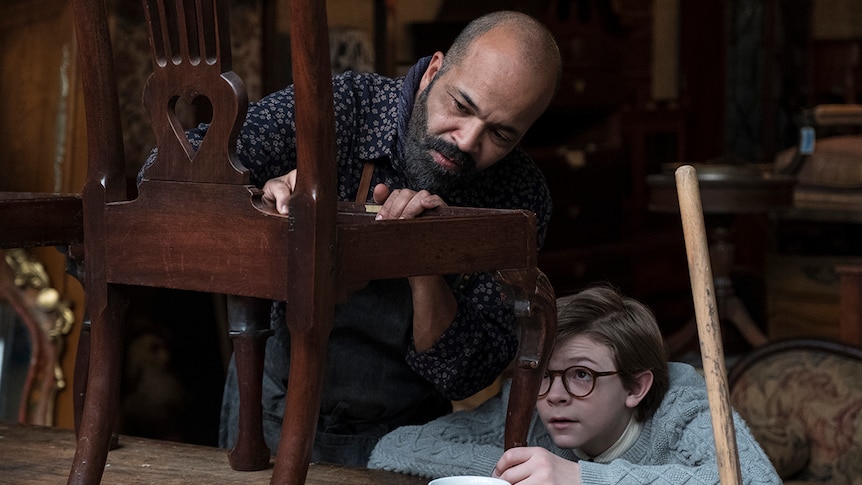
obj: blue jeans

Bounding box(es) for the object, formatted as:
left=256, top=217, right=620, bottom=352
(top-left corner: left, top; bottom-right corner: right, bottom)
left=219, top=278, right=451, bottom=466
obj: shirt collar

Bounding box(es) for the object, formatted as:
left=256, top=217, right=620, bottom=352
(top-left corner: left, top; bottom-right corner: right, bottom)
left=573, top=414, right=643, bottom=463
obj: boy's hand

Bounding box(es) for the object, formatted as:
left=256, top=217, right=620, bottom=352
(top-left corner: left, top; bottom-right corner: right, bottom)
left=493, top=447, right=581, bottom=485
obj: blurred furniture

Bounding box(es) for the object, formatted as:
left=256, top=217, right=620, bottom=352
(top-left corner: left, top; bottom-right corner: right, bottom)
left=65, top=1, right=555, bottom=485
left=647, top=164, right=795, bottom=354
left=768, top=105, right=862, bottom=343
left=729, top=338, right=862, bottom=484
left=0, top=193, right=82, bottom=425
left=0, top=249, right=76, bottom=425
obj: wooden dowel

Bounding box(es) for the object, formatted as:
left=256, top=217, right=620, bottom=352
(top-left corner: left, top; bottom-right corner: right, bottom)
left=675, top=165, right=742, bottom=485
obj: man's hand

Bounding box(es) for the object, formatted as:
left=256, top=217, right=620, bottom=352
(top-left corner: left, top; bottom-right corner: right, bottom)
left=262, top=170, right=298, bottom=214
left=372, top=184, right=447, bottom=220
left=493, top=447, right=581, bottom=485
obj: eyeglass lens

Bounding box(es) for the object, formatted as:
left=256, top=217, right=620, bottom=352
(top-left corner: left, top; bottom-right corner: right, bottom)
left=539, top=365, right=617, bottom=398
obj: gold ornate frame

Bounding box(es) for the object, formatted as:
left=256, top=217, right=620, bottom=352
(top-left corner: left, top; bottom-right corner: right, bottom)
left=0, top=248, right=74, bottom=425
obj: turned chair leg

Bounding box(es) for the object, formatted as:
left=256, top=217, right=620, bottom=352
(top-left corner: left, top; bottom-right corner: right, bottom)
left=72, top=313, right=88, bottom=437
left=271, top=314, right=332, bottom=484
left=497, top=269, right=557, bottom=449
left=66, top=248, right=120, bottom=452
left=67, top=284, right=127, bottom=485
left=226, top=295, right=274, bottom=471
left=837, top=264, right=862, bottom=347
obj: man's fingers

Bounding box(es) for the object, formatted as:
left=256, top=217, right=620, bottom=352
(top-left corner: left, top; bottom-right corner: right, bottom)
left=372, top=183, right=391, bottom=205
left=262, top=171, right=297, bottom=214
left=375, top=188, right=447, bottom=220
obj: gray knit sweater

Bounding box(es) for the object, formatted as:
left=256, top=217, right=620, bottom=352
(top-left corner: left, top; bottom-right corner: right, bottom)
left=367, top=363, right=781, bottom=484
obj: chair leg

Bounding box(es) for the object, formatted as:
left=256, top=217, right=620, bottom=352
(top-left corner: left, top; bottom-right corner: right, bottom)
left=226, top=295, right=273, bottom=471
left=837, top=264, right=862, bottom=346
left=270, top=316, right=331, bottom=485
left=64, top=245, right=88, bottom=438
left=67, top=284, right=126, bottom=485
left=497, top=269, right=556, bottom=449
left=72, top=313, right=89, bottom=437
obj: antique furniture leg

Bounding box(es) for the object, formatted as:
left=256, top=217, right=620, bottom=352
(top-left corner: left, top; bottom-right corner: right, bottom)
left=65, top=245, right=90, bottom=437
left=72, top=312, right=89, bottom=436
left=837, top=264, right=862, bottom=346
left=226, top=296, right=273, bottom=471
left=271, top=0, right=339, bottom=481
left=68, top=0, right=130, bottom=481
left=227, top=295, right=273, bottom=471
left=67, top=284, right=128, bottom=485
left=497, top=269, right=557, bottom=449
left=271, top=315, right=333, bottom=484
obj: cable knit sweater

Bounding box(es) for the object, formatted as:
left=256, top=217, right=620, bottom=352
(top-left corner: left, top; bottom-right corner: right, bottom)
left=368, top=363, right=781, bottom=484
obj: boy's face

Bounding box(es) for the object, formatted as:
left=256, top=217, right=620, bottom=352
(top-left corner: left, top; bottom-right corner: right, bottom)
left=536, top=335, right=637, bottom=457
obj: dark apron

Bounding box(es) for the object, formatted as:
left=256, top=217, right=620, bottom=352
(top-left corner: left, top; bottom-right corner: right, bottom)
left=219, top=163, right=451, bottom=466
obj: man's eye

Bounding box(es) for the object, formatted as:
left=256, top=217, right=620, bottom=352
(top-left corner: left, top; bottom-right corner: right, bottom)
left=491, top=130, right=510, bottom=143
left=449, top=93, right=469, bottom=113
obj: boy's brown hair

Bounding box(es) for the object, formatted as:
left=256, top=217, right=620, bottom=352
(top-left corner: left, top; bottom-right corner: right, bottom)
left=555, top=285, right=670, bottom=421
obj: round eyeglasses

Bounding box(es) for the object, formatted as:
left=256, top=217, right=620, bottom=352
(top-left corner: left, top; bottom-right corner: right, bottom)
left=538, top=365, right=620, bottom=399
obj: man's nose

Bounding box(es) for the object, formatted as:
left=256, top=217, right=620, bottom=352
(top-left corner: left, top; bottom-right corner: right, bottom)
left=453, top=120, right=483, bottom=155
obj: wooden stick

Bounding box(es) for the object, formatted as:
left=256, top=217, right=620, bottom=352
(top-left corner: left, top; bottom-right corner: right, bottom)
left=675, top=165, right=743, bottom=485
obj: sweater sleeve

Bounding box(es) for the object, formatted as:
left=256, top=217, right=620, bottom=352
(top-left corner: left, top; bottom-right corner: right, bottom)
left=367, top=389, right=509, bottom=478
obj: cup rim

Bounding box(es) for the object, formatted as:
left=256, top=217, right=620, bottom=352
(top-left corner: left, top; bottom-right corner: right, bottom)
left=428, top=476, right=511, bottom=485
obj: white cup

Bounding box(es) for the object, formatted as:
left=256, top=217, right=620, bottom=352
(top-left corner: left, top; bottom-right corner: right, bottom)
left=428, top=477, right=511, bottom=485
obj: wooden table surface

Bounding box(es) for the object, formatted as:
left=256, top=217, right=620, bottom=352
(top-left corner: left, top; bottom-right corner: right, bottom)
left=0, top=421, right=428, bottom=485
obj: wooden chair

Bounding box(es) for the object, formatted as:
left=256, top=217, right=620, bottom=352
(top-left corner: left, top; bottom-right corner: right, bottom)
left=66, top=0, right=556, bottom=484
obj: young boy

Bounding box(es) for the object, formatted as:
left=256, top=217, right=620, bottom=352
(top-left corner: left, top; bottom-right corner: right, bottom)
left=367, top=285, right=781, bottom=484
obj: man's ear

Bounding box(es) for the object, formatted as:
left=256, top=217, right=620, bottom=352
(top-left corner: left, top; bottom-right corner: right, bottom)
left=625, top=370, right=654, bottom=409
left=418, top=51, right=445, bottom=92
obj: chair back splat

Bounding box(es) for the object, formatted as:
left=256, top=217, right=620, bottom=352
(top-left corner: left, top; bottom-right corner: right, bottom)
left=67, top=0, right=556, bottom=483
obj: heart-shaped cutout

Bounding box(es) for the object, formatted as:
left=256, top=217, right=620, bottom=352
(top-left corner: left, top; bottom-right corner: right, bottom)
left=167, top=94, right=213, bottom=161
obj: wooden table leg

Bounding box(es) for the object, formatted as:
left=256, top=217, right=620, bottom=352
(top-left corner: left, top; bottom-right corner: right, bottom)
left=837, top=264, right=862, bottom=347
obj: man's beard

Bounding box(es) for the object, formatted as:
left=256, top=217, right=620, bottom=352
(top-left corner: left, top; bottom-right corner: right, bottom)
left=402, top=86, right=477, bottom=195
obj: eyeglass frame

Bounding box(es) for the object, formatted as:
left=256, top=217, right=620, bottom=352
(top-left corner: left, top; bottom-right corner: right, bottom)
left=538, top=365, right=621, bottom=399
